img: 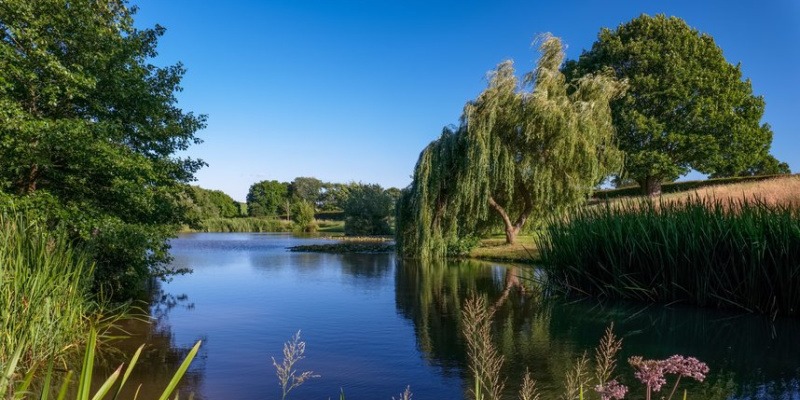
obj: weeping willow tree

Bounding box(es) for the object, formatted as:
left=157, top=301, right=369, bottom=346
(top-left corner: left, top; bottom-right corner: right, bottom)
left=397, top=36, right=625, bottom=261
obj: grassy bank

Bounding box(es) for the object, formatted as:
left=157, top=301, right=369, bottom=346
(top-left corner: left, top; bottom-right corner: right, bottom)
left=468, top=235, right=539, bottom=263
left=539, top=197, right=800, bottom=316
left=184, top=217, right=345, bottom=233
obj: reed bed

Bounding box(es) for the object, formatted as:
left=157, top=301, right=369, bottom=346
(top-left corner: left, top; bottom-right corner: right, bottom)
left=0, top=212, right=95, bottom=374
left=539, top=197, right=800, bottom=316
left=193, top=217, right=294, bottom=233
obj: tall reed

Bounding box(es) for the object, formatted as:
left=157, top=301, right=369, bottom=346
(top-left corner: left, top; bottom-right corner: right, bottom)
left=0, top=211, right=95, bottom=373
left=538, top=197, right=800, bottom=316
left=192, top=217, right=294, bottom=233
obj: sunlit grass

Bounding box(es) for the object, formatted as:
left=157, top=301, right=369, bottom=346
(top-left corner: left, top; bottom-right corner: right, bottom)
left=0, top=211, right=95, bottom=374
left=469, top=235, right=539, bottom=263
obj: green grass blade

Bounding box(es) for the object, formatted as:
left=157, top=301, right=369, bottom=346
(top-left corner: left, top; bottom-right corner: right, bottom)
left=157, top=340, right=202, bottom=400
left=1, top=345, right=23, bottom=391
left=113, top=344, right=144, bottom=400
left=39, top=360, right=54, bottom=400
left=77, top=328, right=98, bottom=400
left=14, top=364, right=38, bottom=399
left=56, top=371, right=74, bottom=400
left=90, top=365, right=122, bottom=400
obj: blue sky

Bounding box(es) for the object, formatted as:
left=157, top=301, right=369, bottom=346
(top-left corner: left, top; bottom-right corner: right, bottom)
left=132, top=0, right=799, bottom=201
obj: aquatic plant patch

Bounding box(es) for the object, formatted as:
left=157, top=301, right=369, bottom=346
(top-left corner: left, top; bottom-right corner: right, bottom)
left=538, top=197, right=800, bottom=316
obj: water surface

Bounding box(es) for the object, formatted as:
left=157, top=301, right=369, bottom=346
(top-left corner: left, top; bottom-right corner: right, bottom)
left=105, top=233, right=800, bottom=399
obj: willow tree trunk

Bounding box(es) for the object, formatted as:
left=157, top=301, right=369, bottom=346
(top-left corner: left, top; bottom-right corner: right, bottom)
left=488, top=197, right=529, bottom=244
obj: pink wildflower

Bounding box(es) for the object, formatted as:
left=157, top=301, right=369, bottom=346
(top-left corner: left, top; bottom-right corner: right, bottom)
left=661, top=355, right=709, bottom=382
left=628, top=356, right=667, bottom=392
left=595, top=379, right=628, bottom=400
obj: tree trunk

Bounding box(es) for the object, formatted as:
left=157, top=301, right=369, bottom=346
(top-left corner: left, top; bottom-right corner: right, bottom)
left=641, top=176, right=662, bottom=197
left=488, top=196, right=528, bottom=244
left=16, top=164, right=39, bottom=195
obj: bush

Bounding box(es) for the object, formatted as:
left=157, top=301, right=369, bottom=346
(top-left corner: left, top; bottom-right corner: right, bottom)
left=343, top=184, right=394, bottom=236
left=292, top=201, right=318, bottom=233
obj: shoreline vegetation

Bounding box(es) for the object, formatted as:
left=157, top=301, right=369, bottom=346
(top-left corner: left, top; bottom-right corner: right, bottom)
left=1, top=1, right=796, bottom=397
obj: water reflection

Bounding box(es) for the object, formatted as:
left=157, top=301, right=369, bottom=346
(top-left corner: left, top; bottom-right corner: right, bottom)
left=95, top=281, right=207, bottom=399
left=104, top=234, right=800, bottom=400
left=395, top=259, right=800, bottom=399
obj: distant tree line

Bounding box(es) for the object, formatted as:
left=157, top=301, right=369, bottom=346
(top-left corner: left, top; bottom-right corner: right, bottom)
left=185, top=177, right=402, bottom=236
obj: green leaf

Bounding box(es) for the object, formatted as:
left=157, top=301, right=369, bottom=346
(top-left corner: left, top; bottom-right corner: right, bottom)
left=157, top=340, right=201, bottom=400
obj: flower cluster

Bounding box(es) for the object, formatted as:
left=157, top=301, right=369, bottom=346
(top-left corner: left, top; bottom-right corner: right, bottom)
left=628, top=356, right=667, bottom=392
left=595, top=379, right=628, bottom=400
left=629, top=354, right=709, bottom=393
left=661, top=355, right=709, bottom=382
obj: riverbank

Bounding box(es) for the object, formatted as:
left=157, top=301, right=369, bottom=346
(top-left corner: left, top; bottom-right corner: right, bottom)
left=468, top=235, right=539, bottom=263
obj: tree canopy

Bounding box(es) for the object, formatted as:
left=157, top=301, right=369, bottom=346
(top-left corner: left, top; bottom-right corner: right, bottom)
left=343, top=183, right=397, bottom=236
left=0, top=0, right=205, bottom=296
left=397, top=36, right=624, bottom=260
left=186, top=186, right=239, bottom=221
left=564, top=14, right=787, bottom=196
left=246, top=180, right=289, bottom=217
left=289, top=177, right=323, bottom=205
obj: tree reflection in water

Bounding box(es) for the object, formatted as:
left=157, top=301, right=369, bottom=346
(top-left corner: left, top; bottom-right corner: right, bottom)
left=395, top=259, right=800, bottom=399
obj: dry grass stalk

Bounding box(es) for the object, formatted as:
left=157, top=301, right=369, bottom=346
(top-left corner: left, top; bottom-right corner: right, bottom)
left=518, top=369, right=541, bottom=400
left=272, top=330, right=319, bottom=400
left=462, top=295, right=506, bottom=400
left=562, top=352, right=590, bottom=400
left=392, top=385, right=413, bottom=400
left=669, top=176, right=800, bottom=207
left=605, top=176, right=800, bottom=212
left=594, top=323, right=623, bottom=385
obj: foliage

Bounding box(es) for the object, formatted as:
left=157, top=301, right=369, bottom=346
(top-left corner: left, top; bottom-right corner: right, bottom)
left=2, top=327, right=201, bottom=400
left=185, top=186, right=239, bottom=223
left=538, top=197, right=800, bottom=316
left=397, top=35, right=624, bottom=260
left=0, top=211, right=94, bottom=373
left=0, top=0, right=205, bottom=297
left=564, top=14, right=785, bottom=195
left=291, top=200, right=317, bottom=233
left=343, top=183, right=395, bottom=236
left=446, top=235, right=482, bottom=257
left=247, top=180, right=289, bottom=217
left=289, top=177, right=324, bottom=206
left=711, top=154, right=790, bottom=178
left=318, top=183, right=351, bottom=211
left=191, top=217, right=293, bottom=233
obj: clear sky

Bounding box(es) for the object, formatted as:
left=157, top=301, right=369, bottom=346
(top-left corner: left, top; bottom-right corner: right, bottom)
left=132, top=0, right=799, bottom=201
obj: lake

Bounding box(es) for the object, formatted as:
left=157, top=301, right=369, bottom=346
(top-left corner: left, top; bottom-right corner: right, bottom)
left=103, top=233, right=800, bottom=399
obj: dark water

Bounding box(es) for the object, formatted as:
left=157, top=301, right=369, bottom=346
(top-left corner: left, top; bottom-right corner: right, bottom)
left=102, top=233, right=800, bottom=399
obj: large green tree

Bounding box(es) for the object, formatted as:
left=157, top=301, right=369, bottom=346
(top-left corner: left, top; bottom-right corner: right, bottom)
left=397, top=36, right=624, bottom=259
left=289, top=177, right=323, bottom=205
left=246, top=180, right=289, bottom=217
left=343, top=183, right=395, bottom=236
left=185, top=186, right=239, bottom=221
left=0, top=0, right=205, bottom=296
left=564, top=14, right=786, bottom=196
